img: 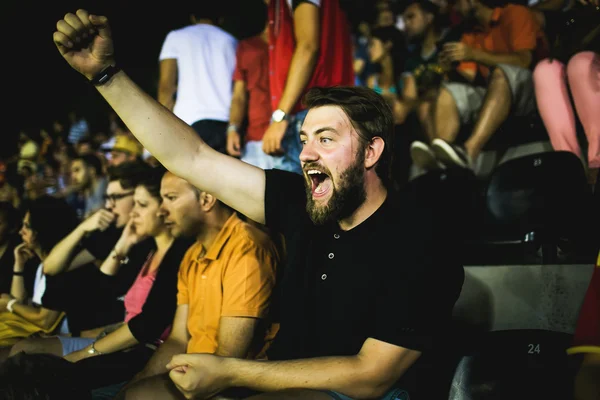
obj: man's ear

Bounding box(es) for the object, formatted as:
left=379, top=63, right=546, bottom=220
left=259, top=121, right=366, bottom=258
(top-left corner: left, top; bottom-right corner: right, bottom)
left=199, top=192, right=218, bottom=212
left=364, top=137, right=385, bottom=169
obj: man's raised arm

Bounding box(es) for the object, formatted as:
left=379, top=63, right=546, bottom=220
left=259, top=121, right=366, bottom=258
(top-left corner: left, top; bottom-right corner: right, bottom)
left=52, top=9, right=267, bottom=224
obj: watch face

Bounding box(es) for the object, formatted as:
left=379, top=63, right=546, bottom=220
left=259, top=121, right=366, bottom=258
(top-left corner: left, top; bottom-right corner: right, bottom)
left=272, top=109, right=286, bottom=122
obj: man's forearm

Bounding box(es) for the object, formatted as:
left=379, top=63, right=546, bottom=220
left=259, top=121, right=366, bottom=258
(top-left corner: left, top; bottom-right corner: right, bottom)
left=96, top=71, right=210, bottom=183
left=471, top=49, right=531, bottom=69
left=276, top=44, right=319, bottom=114
left=224, top=356, right=389, bottom=399
left=133, top=338, right=187, bottom=382
left=43, top=224, right=88, bottom=275
left=229, top=93, right=248, bottom=127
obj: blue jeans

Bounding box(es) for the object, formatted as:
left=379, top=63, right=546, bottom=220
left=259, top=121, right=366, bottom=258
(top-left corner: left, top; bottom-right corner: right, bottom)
left=270, top=109, right=308, bottom=174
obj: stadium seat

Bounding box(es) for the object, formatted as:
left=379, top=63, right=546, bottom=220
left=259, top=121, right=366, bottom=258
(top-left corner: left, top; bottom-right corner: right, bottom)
left=464, top=151, right=594, bottom=265
left=448, top=329, right=577, bottom=400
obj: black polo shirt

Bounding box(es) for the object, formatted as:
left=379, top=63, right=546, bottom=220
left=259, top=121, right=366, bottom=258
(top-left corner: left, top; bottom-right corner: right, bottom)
left=264, top=169, right=464, bottom=394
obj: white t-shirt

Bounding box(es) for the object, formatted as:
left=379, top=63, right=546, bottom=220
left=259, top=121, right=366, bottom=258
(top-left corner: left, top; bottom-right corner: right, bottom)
left=158, top=24, right=238, bottom=125
left=31, top=263, right=47, bottom=305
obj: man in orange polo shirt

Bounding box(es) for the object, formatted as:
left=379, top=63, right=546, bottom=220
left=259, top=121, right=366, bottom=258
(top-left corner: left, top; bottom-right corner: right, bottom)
left=117, top=172, right=280, bottom=400
left=410, top=0, right=549, bottom=171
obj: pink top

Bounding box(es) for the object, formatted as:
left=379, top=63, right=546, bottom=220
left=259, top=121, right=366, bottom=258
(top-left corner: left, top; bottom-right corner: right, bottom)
left=124, top=252, right=171, bottom=341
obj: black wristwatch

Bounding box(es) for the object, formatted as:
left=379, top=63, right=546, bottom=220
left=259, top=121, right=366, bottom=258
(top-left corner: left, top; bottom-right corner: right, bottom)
left=90, top=65, right=121, bottom=86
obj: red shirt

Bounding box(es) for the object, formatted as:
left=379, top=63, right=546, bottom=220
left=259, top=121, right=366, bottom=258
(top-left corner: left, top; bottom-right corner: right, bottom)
left=232, top=36, right=271, bottom=142
left=268, top=0, right=355, bottom=114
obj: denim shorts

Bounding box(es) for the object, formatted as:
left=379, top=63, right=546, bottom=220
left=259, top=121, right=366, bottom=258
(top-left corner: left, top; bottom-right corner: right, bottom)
left=58, top=336, right=95, bottom=356
left=325, top=388, right=410, bottom=400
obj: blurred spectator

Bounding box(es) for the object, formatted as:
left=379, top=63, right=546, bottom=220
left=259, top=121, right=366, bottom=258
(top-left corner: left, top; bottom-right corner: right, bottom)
left=0, top=201, right=20, bottom=294
left=410, top=0, right=549, bottom=170
left=262, top=0, right=354, bottom=173
left=66, top=109, right=90, bottom=146
left=532, top=3, right=599, bottom=186
left=353, top=21, right=378, bottom=87
left=157, top=5, right=237, bottom=154
left=367, top=26, right=406, bottom=103
left=0, top=196, right=79, bottom=352
left=0, top=160, right=20, bottom=209
left=16, top=129, right=39, bottom=176
left=226, top=15, right=279, bottom=168
left=75, top=137, right=97, bottom=156
left=104, top=135, right=144, bottom=167
left=66, top=153, right=107, bottom=219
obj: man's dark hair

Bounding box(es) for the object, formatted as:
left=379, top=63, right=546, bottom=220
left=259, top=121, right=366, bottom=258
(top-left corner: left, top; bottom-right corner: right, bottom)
left=107, top=160, right=153, bottom=190
left=27, top=196, right=80, bottom=254
left=0, top=352, right=91, bottom=400
left=192, top=4, right=225, bottom=22
left=137, top=166, right=167, bottom=200
left=72, top=153, right=103, bottom=177
left=302, top=86, right=395, bottom=189
left=400, top=0, right=440, bottom=16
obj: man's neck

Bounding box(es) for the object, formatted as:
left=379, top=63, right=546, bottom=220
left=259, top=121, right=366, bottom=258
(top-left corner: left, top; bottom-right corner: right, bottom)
left=338, top=177, right=388, bottom=231
left=154, top=231, right=174, bottom=254
left=194, top=210, right=234, bottom=251
left=474, top=4, right=495, bottom=29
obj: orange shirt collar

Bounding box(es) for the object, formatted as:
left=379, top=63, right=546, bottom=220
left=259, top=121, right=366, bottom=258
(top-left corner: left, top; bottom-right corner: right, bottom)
left=490, top=8, right=503, bottom=24
left=204, top=213, right=242, bottom=261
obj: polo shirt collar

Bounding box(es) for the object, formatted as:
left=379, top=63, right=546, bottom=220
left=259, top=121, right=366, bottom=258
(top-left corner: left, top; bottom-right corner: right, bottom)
left=490, top=8, right=503, bottom=25
left=204, top=213, right=242, bottom=261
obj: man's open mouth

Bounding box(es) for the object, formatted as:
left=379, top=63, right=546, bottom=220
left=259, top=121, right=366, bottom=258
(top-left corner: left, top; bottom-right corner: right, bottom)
left=307, top=169, right=332, bottom=198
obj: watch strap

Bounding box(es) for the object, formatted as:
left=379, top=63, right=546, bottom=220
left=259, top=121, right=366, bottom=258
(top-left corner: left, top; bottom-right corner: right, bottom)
left=90, top=65, right=121, bottom=86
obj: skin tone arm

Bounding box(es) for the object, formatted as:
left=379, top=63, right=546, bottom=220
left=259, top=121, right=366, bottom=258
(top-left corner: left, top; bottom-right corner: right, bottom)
left=261, top=3, right=320, bottom=155
left=43, top=209, right=115, bottom=276
left=443, top=42, right=533, bottom=70
left=9, top=243, right=34, bottom=301
left=157, top=58, right=177, bottom=112
left=64, top=322, right=139, bottom=362
left=226, top=80, right=248, bottom=157
left=167, top=337, right=421, bottom=400
left=53, top=10, right=267, bottom=224
left=99, top=219, right=144, bottom=276
left=0, top=298, right=62, bottom=330
left=126, top=304, right=191, bottom=383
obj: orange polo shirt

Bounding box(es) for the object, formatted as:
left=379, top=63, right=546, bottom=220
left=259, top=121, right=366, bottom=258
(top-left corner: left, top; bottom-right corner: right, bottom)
left=459, top=4, right=549, bottom=80
left=177, top=213, right=280, bottom=354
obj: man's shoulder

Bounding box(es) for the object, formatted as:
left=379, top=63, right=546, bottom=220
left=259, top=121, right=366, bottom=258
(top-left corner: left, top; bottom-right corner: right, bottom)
left=229, top=218, right=279, bottom=255
left=499, top=4, right=532, bottom=22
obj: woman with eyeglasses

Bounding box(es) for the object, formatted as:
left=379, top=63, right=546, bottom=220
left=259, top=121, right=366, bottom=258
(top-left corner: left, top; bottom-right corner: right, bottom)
left=0, top=195, right=80, bottom=360
left=8, top=166, right=193, bottom=393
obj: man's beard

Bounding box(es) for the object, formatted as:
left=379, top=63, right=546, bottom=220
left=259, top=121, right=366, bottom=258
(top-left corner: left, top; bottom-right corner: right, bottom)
left=305, top=151, right=367, bottom=226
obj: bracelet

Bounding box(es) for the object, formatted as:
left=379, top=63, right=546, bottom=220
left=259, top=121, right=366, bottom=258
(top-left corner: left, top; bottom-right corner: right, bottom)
left=90, top=64, right=121, bottom=86
left=7, top=299, right=18, bottom=313
left=12, top=271, right=24, bottom=276
left=111, top=249, right=129, bottom=265
left=227, top=124, right=238, bottom=133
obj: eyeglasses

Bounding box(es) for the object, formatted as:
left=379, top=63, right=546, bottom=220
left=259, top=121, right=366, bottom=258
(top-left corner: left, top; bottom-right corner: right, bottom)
left=103, top=192, right=134, bottom=203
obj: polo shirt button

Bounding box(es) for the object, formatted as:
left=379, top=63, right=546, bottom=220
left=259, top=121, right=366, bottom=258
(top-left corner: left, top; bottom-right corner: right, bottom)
left=321, top=274, right=327, bottom=280
left=333, top=234, right=340, bottom=239
left=328, top=253, right=334, bottom=259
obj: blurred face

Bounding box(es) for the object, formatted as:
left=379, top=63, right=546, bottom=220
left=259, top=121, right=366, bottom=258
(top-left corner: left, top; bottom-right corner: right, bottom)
left=104, top=181, right=135, bottom=228
left=403, top=4, right=430, bottom=40
left=70, top=160, right=92, bottom=190
left=299, top=106, right=368, bottom=225
left=377, top=10, right=396, bottom=27
left=454, top=0, right=473, bottom=18
left=159, top=173, right=204, bottom=238
left=19, top=212, right=35, bottom=247
left=368, top=37, right=388, bottom=63
left=109, top=150, right=132, bottom=167
left=129, top=186, right=164, bottom=237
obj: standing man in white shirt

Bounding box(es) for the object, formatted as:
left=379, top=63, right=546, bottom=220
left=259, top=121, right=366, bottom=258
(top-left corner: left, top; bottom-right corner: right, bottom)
left=157, top=5, right=237, bottom=154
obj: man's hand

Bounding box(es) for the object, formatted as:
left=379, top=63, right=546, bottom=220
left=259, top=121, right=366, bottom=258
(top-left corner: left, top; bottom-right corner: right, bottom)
left=53, top=9, right=116, bottom=80
left=80, top=209, right=115, bottom=233
left=262, top=121, right=289, bottom=156
left=166, top=353, right=229, bottom=399
left=442, top=42, right=474, bottom=63
left=14, top=243, right=36, bottom=271
left=226, top=131, right=242, bottom=158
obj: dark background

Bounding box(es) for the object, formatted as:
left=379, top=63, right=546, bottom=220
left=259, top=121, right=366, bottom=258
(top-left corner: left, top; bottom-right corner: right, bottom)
left=2, top=0, right=375, bottom=158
